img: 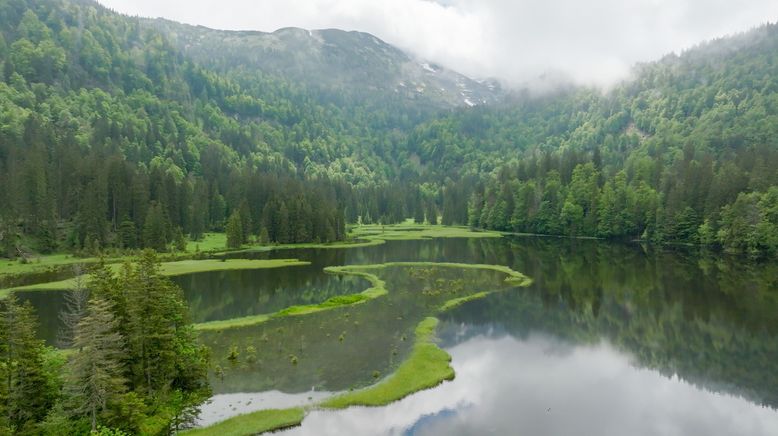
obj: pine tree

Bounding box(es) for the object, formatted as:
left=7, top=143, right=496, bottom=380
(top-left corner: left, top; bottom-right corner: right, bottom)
left=58, top=266, right=90, bottom=348
left=0, top=296, right=54, bottom=432
left=117, top=220, right=137, bottom=249
left=225, top=211, right=243, bottom=249
left=66, top=298, right=128, bottom=432
left=120, top=251, right=210, bottom=423
left=142, top=202, right=169, bottom=251
left=277, top=202, right=290, bottom=244
left=258, top=227, right=269, bottom=245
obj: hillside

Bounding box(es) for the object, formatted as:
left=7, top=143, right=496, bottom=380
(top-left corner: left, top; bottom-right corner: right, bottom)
left=146, top=20, right=503, bottom=109
left=0, top=0, right=777, bottom=257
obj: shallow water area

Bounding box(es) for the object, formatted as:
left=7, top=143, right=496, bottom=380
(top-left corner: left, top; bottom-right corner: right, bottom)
left=279, top=326, right=778, bottom=436
left=14, top=235, right=778, bottom=434
left=196, top=390, right=334, bottom=428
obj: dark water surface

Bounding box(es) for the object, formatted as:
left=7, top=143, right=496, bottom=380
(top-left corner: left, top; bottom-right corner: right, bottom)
left=16, top=236, right=778, bottom=434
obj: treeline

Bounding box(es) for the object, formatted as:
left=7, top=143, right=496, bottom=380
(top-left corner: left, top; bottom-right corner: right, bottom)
left=427, top=24, right=778, bottom=257
left=3, top=0, right=778, bottom=258
left=0, top=251, right=210, bottom=434
left=459, top=159, right=778, bottom=256
left=0, top=0, right=436, bottom=258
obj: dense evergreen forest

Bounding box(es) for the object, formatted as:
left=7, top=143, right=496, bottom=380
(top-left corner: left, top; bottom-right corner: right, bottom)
left=1, top=251, right=210, bottom=434
left=1, top=0, right=778, bottom=434
left=0, top=0, right=777, bottom=260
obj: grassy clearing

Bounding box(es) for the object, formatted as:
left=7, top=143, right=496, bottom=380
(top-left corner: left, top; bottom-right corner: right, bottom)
left=2, top=259, right=310, bottom=295
left=180, top=407, right=305, bottom=436
left=214, top=224, right=501, bottom=256
left=320, top=317, right=454, bottom=409
left=0, top=253, right=106, bottom=276
left=1, top=233, right=227, bottom=278
left=194, top=268, right=387, bottom=331
left=349, top=223, right=502, bottom=242
left=185, top=232, right=228, bottom=252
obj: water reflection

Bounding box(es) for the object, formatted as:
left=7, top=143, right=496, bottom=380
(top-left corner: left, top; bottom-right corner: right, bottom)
left=197, top=390, right=333, bottom=427
left=170, top=265, right=368, bottom=323
left=12, top=235, right=778, bottom=430
left=282, top=329, right=778, bottom=436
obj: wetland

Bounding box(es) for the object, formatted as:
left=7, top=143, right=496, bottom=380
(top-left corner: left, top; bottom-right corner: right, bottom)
left=10, top=227, right=778, bottom=435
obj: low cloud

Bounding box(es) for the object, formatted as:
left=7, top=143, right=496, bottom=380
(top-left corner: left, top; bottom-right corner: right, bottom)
left=99, top=0, right=778, bottom=88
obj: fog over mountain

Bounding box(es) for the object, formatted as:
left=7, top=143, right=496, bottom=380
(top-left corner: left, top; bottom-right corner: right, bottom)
left=99, top=0, right=778, bottom=88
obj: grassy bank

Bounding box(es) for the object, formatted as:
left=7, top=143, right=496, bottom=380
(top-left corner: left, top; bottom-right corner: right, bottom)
left=1, top=224, right=502, bottom=288
left=438, top=291, right=491, bottom=312
left=221, top=223, right=501, bottom=256
left=183, top=261, right=534, bottom=434
left=349, top=223, right=502, bottom=242
left=320, top=317, right=454, bottom=409
left=189, top=317, right=453, bottom=435
left=194, top=268, right=387, bottom=331
left=327, top=261, right=532, bottom=287
left=181, top=407, right=305, bottom=436
left=1, top=259, right=310, bottom=297
left=194, top=261, right=531, bottom=332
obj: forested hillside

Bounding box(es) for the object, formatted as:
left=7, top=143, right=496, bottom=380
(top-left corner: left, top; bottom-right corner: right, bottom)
left=1, top=0, right=777, bottom=258
left=0, top=0, right=433, bottom=257
left=433, top=25, right=778, bottom=256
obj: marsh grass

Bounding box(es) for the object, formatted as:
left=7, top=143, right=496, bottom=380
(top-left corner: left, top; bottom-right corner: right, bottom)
left=184, top=260, right=533, bottom=434
left=180, top=407, right=305, bottom=436
left=319, top=317, right=453, bottom=409
left=194, top=272, right=388, bottom=331
left=2, top=259, right=310, bottom=296
left=2, top=224, right=503, bottom=298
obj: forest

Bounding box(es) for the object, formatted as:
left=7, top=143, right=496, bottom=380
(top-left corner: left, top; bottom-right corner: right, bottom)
left=1, top=0, right=777, bottom=258
left=1, top=251, right=210, bottom=435
left=1, top=0, right=778, bottom=434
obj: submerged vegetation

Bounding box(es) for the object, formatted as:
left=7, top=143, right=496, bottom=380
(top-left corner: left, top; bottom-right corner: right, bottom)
left=188, top=317, right=456, bottom=435
left=192, top=261, right=532, bottom=434
left=1, top=0, right=776, bottom=432
left=320, top=317, right=454, bottom=409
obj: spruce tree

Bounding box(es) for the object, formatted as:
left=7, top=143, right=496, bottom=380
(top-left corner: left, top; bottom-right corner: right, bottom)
left=120, top=251, right=210, bottom=427
left=142, top=202, right=169, bottom=251
left=225, top=211, right=243, bottom=249
left=65, top=298, right=127, bottom=432
left=0, top=297, right=54, bottom=433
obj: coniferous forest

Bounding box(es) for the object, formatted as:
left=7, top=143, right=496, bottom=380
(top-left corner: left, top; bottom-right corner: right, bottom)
left=2, top=0, right=778, bottom=433
left=1, top=1, right=778, bottom=258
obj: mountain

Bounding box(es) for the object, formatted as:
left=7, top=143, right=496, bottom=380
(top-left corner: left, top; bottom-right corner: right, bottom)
left=0, top=0, right=777, bottom=258
left=145, top=20, right=503, bottom=109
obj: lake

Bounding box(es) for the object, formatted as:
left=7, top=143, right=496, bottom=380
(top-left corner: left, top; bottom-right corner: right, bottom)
left=16, top=236, right=778, bottom=434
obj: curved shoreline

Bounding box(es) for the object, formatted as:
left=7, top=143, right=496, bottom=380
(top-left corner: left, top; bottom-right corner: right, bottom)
left=185, top=262, right=532, bottom=435
left=0, top=258, right=311, bottom=298
left=0, top=224, right=502, bottom=298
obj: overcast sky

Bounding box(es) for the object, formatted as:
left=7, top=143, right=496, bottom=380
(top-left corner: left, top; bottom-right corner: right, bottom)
left=97, top=0, right=778, bottom=88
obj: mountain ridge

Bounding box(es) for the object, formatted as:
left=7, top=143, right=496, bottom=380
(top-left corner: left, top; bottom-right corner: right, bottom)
left=143, top=18, right=504, bottom=109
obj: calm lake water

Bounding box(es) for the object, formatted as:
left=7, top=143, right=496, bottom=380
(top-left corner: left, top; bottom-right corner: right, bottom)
left=16, top=236, right=778, bottom=434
